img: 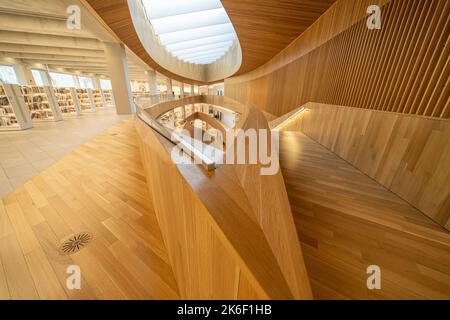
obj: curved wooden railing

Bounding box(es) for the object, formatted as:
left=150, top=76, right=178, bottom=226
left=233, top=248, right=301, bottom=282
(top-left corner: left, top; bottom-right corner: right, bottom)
left=182, top=112, right=228, bottom=145
left=134, top=95, right=312, bottom=299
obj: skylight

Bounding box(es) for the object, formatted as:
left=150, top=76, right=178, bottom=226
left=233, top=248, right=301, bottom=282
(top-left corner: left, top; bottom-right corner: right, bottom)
left=142, top=0, right=237, bottom=65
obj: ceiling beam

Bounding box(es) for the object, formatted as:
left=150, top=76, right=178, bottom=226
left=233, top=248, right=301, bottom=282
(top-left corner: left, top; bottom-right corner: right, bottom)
left=0, top=51, right=105, bottom=63
left=0, top=30, right=103, bottom=50
left=22, top=59, right=107, bottom=67
left=0, top=43, right=104, bottom=57
left=0, top=12, right=95, bottom=39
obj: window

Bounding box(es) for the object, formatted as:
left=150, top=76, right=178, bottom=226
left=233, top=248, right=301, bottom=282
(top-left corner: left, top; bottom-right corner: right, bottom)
left=0, top=65, right=18, bottom=84
left=78, top=76, right=94, bottom=89
left=100, top=79, right=112, bottom=90
left=49, top=72, right=75, bottom=88
left=32, top=70, right=44, bottom=86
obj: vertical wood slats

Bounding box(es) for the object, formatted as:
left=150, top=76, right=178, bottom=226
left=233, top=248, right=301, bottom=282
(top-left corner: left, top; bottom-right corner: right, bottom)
left=225, top=0, right=450, bottom=120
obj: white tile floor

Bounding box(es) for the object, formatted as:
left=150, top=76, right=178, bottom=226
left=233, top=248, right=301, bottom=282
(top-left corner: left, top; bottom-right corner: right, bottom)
left=0, top=110, right=129, bottom=198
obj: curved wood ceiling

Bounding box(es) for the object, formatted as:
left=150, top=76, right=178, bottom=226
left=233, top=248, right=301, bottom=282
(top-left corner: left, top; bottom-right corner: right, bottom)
left=221, top=0, right=337, bottom=75
left=82, top=0, right=203, bottom=85
left=83, top=0, right=336, bottom=83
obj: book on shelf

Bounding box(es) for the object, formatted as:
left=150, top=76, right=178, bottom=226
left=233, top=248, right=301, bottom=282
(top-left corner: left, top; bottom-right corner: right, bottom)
left=21, top=86, right=54, bottom=120
left=102, top=90, right=114, bottom=106
left=76, top=88, right=93, bottom=111
left=53, top=87, right=77, bottom=115
left=0, top=85, right=18, bottom=128
left=92, top=89, right=104, bottom=108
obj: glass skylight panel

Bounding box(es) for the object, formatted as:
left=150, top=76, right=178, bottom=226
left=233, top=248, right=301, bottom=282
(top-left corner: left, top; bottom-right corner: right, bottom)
left=159, top=23, right=235, bottom=46
left=166, top=33, right=237, bottom=52
left=151, top=8, right=229, bottom=35
left=178, top=48, right=230, bottom=60
left=171, top=41, right=233, bottom=56
left=143, top=0, right=223, bottom=20
left=184, top=53, right=225, bottom=62
left=188, top=54, right=227, bottom=64
left=142, top=0, right=238, bottom=65
left=185, top=56, right=223, bottom=63
left=192, top=60, right=219, bottom=65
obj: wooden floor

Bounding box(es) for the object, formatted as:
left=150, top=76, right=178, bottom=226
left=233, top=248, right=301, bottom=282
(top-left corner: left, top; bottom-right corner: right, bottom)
left=279, top=131, right=450, bottom=299
left=2, top=120, right=450, bottom=300
left=0, top=119, right=179, bottom=299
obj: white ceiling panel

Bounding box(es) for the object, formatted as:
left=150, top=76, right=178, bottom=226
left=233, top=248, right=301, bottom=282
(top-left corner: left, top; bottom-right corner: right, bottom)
left=142, top=0, right=238, bottom=64
left=171, top=41, right=233, bottom=56
left=143, top=0, right=223, bottom=20
left=159, top=23, right=234, bottom=45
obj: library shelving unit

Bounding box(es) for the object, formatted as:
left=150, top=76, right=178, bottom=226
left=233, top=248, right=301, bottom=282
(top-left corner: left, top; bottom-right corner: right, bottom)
left=102, top=89, right=115, bottom=108
left=132, top=91, right=149, bottom=100
left=0, top=84, right=33, bottom=131
left=76, top=88, right=95, bottom=112
left=69, top=87, right=82, bottom=114
left=21, top=85, right=62, bottom=122
left=54, top=87, right=81, bottom=116
left=92, top=89, right=105, bottom=109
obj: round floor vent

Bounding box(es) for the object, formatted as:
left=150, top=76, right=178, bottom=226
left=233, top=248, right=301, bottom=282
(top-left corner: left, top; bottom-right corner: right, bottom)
left=59, top=232, right=93, bottom=255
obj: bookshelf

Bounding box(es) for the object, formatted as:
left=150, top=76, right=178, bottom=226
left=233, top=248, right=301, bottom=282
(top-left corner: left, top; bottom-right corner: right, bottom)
left=54, top=87, right=81, bottom=116
left=76, top=88, right=95, bottom=112
left=92, top=89, right=104, bottom=109
left=102, top=89, right=115, bottom=108
left=0, top=84, right=19, bottom=130
left=132, top=91, right=149, bottom=100
left=21, top=86, right=62, bottom=121
left=0, top=84, right=33, bottom=131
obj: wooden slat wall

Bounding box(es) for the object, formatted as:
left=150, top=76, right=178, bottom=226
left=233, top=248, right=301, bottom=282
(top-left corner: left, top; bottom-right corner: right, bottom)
left=225, top=0, right=450, bottom=119
left=278, top=103, right=450, bottom=230
left=226, top=0, right=390, bottom=83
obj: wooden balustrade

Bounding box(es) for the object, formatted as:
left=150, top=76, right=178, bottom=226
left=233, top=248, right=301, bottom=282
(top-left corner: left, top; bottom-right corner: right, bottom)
left=135, top=96, right=312, bottom=299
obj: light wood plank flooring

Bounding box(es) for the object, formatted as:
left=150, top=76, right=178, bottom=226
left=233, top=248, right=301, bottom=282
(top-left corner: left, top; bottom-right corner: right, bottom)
left=2, top=120, right=449, bottom=300
left=280, top=131, right=450, bottom=300
left=0, top=119, right=179, bottom=299
left=0, top=111, right=127, bottom=198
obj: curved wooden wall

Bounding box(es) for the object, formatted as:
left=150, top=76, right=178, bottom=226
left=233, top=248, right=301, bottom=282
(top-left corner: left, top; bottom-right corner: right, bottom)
left=225, top=0, right=450, bottom=119
left=230, top=105, right=312, bottom=298
left=221, top=0, right=336, bottom=76
left=182, top=112, right=228, bottom=144
left=83, top=0, right=335, bottom=83
left=144, top=95, right=247, bottom=121
left=275, top=102, right=450, bottom=230
left=135, top=96, right=312, bottom=299
left=145, top=96, right=206, bottom=119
